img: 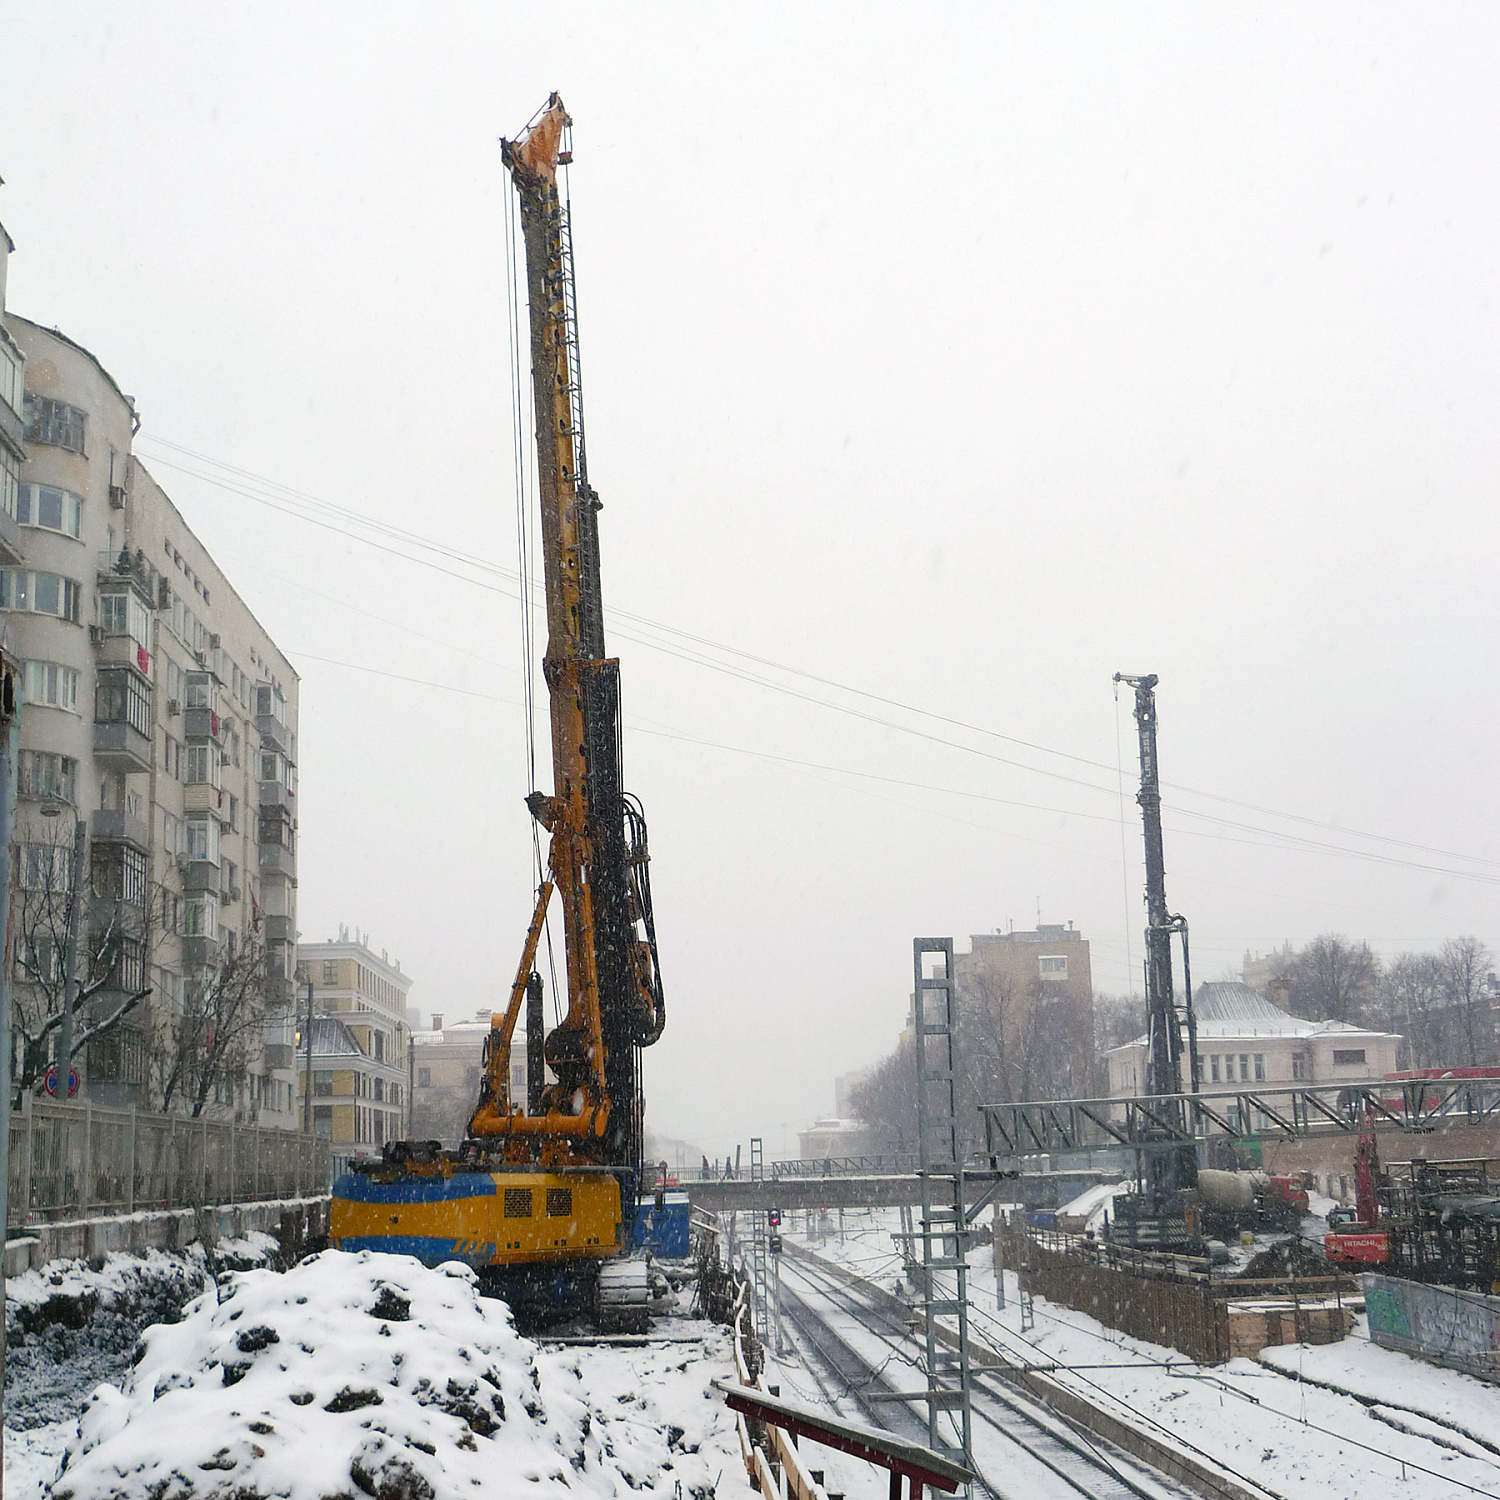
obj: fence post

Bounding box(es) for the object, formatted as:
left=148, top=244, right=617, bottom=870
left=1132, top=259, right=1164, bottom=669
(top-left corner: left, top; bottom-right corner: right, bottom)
left=18, top=1090, right=33, bottom=1226
left=81, top=1100, right=93, bottom=1217
left=229, top=1122, right=237, bottom=1205
left=127, top=1107, right=137, bottom=1214
left=199, top=1116, right=207, bottom=1205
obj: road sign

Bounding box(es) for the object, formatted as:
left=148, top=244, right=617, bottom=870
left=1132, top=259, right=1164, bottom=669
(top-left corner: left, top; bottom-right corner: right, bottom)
left=44, top=1065, right=79, bottom=1099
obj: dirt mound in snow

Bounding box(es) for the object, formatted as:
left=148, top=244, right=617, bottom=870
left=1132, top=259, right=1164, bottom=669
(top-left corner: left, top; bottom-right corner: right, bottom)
left=51, top=1250, right=723, bottom=1500
left=1240, top=1237, right=1332, bottom=1281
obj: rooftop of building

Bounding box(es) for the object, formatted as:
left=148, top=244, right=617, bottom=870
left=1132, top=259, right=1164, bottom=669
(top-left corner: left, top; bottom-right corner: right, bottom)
left=300, top=928, right=409, bottom=982
left=968, top=922, right=1086, bottom=947
left=5, top=311, right=137, bottom=421
left=1106, top=981, right=1402, bottom=1053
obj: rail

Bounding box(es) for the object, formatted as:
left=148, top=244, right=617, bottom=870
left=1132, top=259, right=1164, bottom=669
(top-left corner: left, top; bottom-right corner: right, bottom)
left=8, top=1095, right=331, bottom=1228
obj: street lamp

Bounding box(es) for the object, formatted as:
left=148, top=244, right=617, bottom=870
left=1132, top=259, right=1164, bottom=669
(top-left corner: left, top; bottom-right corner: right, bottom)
left=40, top=802, right=86, bottom=1101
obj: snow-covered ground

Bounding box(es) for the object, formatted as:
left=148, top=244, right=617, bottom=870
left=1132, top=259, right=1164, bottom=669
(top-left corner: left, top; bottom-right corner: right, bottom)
left=8, top=1248, right=757, bottom=1500
left=784, top=1206, right=1500, bottom=1500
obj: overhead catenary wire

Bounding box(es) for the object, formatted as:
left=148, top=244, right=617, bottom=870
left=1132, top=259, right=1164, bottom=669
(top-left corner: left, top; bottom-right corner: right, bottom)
left=132, top=432, right=1500, bottom=876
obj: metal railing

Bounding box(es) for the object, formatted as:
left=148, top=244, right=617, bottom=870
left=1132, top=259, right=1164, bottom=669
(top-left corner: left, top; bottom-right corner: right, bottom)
left=7, top=1095, right=331, bottom=1229
left=768, top=1153, right=920, bottom=1178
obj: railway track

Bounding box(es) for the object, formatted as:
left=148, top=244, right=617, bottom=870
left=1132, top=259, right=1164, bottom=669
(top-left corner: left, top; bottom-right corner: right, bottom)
left=776, top=1249, right=1193, bottom=1500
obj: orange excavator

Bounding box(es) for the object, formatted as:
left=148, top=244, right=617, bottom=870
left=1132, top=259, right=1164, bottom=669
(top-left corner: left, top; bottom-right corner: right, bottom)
left=1324, top=1107, right=1389, bottom=1266
left=330, top=95, right=667, bottom=1324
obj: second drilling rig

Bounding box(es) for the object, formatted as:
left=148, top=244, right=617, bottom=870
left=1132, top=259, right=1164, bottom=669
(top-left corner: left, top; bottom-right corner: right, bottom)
left=1112, top=673, right=1201, bottom=1248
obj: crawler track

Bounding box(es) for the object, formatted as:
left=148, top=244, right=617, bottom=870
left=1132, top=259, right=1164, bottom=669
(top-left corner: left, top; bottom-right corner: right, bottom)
left=777, top=1249, right=1191, bottom=1500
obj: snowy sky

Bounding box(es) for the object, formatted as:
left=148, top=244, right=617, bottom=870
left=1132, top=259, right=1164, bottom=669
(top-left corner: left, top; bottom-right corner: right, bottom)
left=3, top=5, right=1498, bottom=1160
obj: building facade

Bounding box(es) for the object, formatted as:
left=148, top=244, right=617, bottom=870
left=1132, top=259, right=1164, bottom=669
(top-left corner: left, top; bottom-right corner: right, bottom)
left=1104, top=981, right=1402, bottom=1101
left=296, top=932, right=412, bottom=1169
left=948, top=923, right=1096, bottom=1099
left=1, top=215, right=301, bottom=1121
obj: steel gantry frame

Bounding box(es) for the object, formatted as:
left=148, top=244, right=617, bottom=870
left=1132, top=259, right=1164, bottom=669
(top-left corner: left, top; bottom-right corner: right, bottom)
left=912, top=939, right=973, bottom=1482
left=980, top=1076, right=1500, bottom=1167
left=749, top=1136, right=771, bottom=1349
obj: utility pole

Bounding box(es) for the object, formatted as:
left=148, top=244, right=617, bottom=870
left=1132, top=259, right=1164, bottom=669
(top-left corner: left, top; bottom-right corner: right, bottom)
left=0, top=654, right=20, bottom=1484
left=303, top=975, right=314, bottom=1134
left=1112, top=674, right=1199, bottom=1243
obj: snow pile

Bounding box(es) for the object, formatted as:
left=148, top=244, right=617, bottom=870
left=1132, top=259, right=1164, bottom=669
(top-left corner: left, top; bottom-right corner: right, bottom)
left=7, top=1238, right=280, bottom=1432
left=51, top=1250, right=728, bottom=1500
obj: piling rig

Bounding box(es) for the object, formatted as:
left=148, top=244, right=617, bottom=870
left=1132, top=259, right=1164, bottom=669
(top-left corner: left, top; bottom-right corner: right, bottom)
left=330, top=95, right=667, bottom=1325
left=1111, top=673, right=1201, bottom=1248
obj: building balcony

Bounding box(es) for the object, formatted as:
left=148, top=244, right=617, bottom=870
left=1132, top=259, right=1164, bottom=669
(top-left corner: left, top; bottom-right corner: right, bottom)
left=0, top=504, right=21, bottom=566
left=264, top=914, right=295, bottom=945
left=181, top=933, right=224, bottom=970
left=180, top=857, right=220, bottom=893
left=93, top=721, right=152, bottom=774
left=259, top=842, right=296, bottom=879
left=91, top=631, right=152, bottom=677
left=258, top=780, right=294, bottom=813
left=256, top=714, right=290, bottom=757
left=263, top=1042, right=295, bottom=1070
left=184, top=707, right=224, bottom=743
left=91, top=807, right=150, bottom=852
left=183, top=783, right=224, bottom=818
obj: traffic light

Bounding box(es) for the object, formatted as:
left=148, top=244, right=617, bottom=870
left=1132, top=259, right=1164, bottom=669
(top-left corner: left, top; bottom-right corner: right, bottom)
left=768, top=1207, right=781, bottom=1228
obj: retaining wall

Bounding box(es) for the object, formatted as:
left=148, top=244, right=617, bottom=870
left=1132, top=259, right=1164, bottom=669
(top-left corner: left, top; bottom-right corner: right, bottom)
left=4, top=1194, right=330, bottom=1276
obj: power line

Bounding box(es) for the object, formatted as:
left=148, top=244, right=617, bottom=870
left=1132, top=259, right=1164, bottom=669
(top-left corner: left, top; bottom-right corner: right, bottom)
left=135, top=435, right=1500, bottom=873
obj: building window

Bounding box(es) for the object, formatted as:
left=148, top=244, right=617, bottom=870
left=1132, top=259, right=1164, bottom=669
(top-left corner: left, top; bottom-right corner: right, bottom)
left=259, top=808, right=293, bottom=849
left=16, top=484, right=83, bottom=538
left=24, top=394, right=87, bottom=454
left=0, top=337, right=22, bottom=421
left=184, top=743, right=218, bottom=786
left=185, top=671, right=217, bottom=711
left=1238, top=1053, right=1250, bottom=1081
left=322, top=959, right=337, bottom=985
left=1291, top=1051, right=1307, bottom=1081
left=95, top=670, right=152, bottom=737
left=0, top=447, right=20, bottom=523
left=1332, top=1048, right=1366, bottom=1067
left=24, top=661, right=79, bottom=712
left=18, top=750, right=77, bottom=802
left=18, top=841, right=71, bottom=891
left=93, top=844, right=148, bottom=907
left=98, top=587, right=151, bottom=647
left=1209, top=1054, right=1220, bottom=1083
left=183, top=896, right=217, bottom=938
left=1039, top=955, right=1068, bottom=979
left=1253, top=1053, right=1266, bottom=1082
left=313, top=1070, right=333, bottom=1097
left=312, top=1104, right=332, bottom=1137
left=185, top=816, right=220, bottom=865
left=417, top=1067, right=431, bottom=1088
left=0, top=570, right=81, bottom=621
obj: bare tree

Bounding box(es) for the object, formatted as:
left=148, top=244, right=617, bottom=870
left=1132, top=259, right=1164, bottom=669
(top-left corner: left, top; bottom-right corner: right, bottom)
left=152, top=934, right=271, bottom=1118
left=8, top=817, right=154, bottom=1096
left=1274, top=934, right=1380, bottom=1024
left=1438, top=936, right=1496, bottom=1068
left=1377, top=953, right=1442, bottom=1068
left=847, top=1040, right=917, bottom=1154
left=1093, top=992, right=1146, bottom=1090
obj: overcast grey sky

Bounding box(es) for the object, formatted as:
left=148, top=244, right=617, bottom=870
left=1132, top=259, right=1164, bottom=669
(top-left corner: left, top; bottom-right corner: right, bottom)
left=4, top=4, right=1498, bottom=1159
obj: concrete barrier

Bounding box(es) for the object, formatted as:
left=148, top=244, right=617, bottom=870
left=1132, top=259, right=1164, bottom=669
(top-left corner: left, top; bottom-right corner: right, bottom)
left=4, top=1194, right=330, bottom=1276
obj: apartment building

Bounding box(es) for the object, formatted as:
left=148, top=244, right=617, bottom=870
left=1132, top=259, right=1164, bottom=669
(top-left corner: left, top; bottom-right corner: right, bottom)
left=410, top=1009, right=530, bottom=1146
left=0, top=212, right=301, bottom=1120
left=296, top=931, right=412, bottom=1169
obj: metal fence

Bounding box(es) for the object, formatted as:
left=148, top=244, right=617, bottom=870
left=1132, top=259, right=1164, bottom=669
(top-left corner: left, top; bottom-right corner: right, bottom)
left=1364, top=1272, right=1500, bottom=1383
left=7, top=1096, right=331, bottom=1229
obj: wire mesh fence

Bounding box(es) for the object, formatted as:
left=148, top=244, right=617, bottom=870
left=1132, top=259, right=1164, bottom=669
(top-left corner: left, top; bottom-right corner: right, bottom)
left=8, top=1096, right=330, bottom=1228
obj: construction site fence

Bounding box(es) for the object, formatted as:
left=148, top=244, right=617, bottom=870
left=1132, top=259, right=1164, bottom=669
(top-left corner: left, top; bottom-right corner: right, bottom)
left=7, top=1095, right=332, bottom=1229
left=1007, top=1221, right=1359, bottom=1365
left=1363, top=1272, right=1500, bottom=1384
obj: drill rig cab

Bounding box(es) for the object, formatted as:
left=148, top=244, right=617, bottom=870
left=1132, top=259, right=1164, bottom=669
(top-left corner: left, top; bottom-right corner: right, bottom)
left=330, top=96, right=667, bottom=1326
